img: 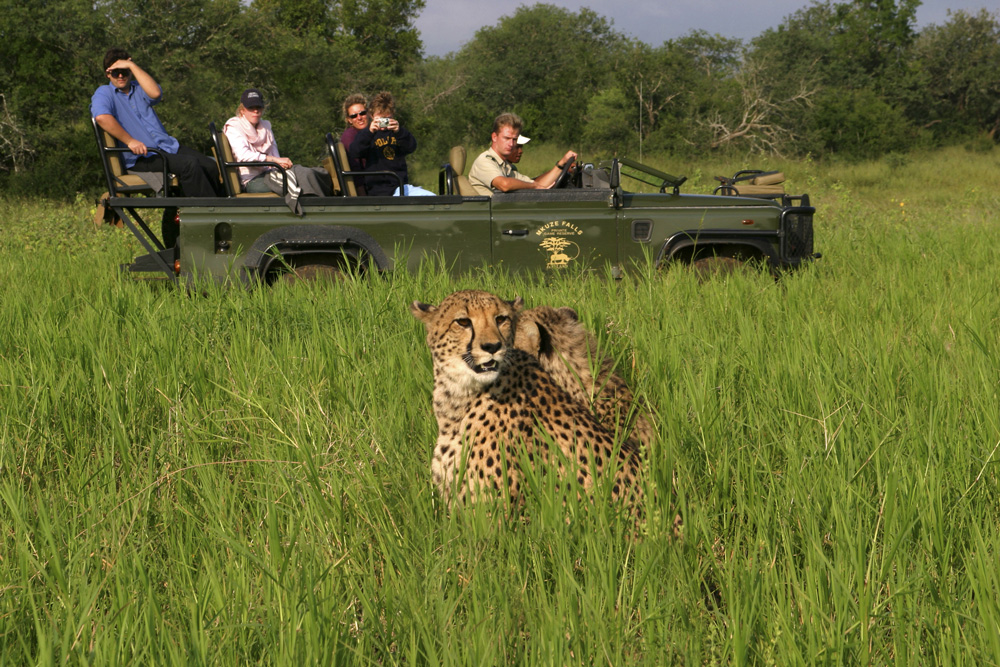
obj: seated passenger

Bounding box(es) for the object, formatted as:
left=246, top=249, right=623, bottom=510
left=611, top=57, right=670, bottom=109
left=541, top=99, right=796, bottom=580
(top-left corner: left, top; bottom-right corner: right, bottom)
left=224, top=88, right=332, bottom=213
left=340, top=93, right=369, bottom=174
left=468, top=112, right=577, bottom=196
left=347, top=91, right=434, bottom=196
left=91, top=47, right=222, bottom=200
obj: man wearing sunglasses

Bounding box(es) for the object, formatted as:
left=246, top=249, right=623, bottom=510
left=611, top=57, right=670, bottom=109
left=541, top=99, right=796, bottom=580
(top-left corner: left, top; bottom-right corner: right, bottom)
left=91, top=48, right=222, bottom=200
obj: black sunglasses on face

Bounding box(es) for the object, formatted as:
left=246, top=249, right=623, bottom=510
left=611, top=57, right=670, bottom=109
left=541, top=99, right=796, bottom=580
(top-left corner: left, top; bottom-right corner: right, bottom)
left=110, top=69, right=131, bottom=78
left=348, top=110, right=367, bottom=119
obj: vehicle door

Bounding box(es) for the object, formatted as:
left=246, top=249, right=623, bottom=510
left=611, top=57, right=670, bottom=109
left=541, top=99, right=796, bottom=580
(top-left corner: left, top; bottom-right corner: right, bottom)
left=489, top=188, right=618, bottom=274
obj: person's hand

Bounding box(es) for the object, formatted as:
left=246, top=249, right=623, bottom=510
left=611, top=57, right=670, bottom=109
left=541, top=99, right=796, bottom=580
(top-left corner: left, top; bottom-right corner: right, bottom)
left=272, top=156, right=293, bottom=169
left=560, top=150, right=578, bottom=165
left=387, top=119, right=400, bottom=132
left=126, top=138, right=147, bottom=156
left=106, top=58, right=134, bottom=75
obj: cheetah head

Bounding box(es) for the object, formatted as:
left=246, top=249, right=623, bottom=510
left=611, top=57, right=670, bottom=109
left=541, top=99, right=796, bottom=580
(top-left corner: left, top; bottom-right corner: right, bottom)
left=411, top=290, right=523, bottom=392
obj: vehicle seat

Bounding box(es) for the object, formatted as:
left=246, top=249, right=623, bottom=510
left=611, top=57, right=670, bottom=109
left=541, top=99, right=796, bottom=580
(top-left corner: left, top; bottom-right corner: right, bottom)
left=448, top=146, right=477, bottom=197
left=326, top=134, right=359, bottom=196
left=321, top=156, right=340, bottom=195
left=209, top=121, right=286, bottom=198
left=92, top=116, right=178, bottom=225
left=714, top=170, right=786, bottom=197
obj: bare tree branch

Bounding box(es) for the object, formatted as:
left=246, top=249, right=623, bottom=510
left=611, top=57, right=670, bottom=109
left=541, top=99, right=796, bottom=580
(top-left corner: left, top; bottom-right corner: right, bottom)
left=0, top=94, right=34, bottom=174
left=703, top=57, right=817, bottom=156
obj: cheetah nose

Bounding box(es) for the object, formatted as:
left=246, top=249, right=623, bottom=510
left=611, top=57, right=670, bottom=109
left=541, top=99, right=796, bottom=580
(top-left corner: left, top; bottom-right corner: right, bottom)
left=480, top=341, right=502, bottom=354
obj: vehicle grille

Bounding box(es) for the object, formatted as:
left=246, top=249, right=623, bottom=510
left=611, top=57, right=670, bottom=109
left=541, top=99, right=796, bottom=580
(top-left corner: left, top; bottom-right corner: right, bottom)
left=781, top=209, right=814, bottom=261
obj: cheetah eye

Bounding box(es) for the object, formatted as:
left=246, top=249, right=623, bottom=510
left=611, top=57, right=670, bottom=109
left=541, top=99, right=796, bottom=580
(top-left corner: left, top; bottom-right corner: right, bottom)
left=454, top=318, right=472, bottom=328
left=495, top=315, right=510, bottom=326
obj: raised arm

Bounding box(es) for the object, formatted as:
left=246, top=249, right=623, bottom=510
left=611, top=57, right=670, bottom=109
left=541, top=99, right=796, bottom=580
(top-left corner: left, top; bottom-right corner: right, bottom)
left=106, top=58, right=162, bottom=100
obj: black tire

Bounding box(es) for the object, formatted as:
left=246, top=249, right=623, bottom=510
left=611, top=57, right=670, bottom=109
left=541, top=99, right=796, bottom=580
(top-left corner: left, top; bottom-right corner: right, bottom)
left=276, top=262, right=349, bottom=284
left=690, top=256, right=745, bottom=280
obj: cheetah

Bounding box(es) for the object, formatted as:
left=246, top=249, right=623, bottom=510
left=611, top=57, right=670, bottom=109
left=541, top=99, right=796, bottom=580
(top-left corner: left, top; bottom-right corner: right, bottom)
left=410, top=290, right=644, bottom=509
left=515, top=305, right=655, bottom=449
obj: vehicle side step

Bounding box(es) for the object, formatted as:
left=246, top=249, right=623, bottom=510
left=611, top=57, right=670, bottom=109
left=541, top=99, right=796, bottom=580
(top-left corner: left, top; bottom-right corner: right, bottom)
left=121, top=247, right=176, bottom=277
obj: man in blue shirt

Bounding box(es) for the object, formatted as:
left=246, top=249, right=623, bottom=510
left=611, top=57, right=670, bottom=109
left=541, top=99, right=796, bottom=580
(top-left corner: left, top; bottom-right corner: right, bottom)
left=91, top=48, right=221, bottom=198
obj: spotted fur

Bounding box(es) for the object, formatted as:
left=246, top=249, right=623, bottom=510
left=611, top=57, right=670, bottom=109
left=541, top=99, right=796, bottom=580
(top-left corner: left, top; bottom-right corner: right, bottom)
left=411, top=290, right=643, bottom=509
left=515, top=305, right=655, bottom=449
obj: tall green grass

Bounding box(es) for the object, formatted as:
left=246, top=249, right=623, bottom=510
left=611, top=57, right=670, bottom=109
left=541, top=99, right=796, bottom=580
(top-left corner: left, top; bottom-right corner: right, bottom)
left=2, top=146, right=999, bottom=664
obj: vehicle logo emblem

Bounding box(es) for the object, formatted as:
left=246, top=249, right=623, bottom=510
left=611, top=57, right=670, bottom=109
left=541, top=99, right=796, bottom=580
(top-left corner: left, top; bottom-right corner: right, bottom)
left=536, top=220, right=583, bottom=269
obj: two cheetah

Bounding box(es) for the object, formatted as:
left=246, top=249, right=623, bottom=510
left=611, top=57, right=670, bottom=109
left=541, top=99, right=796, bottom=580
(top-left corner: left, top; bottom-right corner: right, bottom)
left=410, top=290, right=650, bottom=508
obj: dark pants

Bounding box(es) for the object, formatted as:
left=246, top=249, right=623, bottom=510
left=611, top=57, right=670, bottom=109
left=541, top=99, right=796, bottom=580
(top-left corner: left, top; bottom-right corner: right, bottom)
left=134, top=144, right=222, bottom=198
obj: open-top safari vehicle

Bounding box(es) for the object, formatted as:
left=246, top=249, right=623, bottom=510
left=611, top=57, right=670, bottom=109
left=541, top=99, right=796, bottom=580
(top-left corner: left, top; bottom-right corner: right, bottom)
left=93, top=120, right=817, bottom=287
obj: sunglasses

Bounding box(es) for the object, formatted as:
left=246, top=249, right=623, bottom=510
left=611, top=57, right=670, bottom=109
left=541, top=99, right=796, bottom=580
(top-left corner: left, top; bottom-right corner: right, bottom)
left=109, top=69, right=131, bottom=78
left=348, top=110, right=368, bottom=119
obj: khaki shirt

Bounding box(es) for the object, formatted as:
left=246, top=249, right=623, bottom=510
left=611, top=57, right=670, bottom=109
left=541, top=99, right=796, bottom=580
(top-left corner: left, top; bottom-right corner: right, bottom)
left=468, top=146, right=534, bottom=196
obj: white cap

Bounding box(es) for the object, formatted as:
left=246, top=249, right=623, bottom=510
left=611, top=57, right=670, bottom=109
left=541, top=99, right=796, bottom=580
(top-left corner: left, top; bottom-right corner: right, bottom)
left=517, top=135, right=531, bottom=145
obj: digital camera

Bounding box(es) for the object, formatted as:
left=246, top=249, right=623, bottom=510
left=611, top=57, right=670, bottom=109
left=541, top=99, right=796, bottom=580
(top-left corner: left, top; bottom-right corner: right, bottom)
left=375, top=117, right=391, bottom=130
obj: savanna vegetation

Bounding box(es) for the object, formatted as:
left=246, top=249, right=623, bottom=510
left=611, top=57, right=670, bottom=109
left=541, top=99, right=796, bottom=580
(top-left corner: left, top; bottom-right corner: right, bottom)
left=3, top=0, right=1000, bottom=663
left=0, top=0, right=998, bottom=197
left=2, top=145, right=1000, bottom=663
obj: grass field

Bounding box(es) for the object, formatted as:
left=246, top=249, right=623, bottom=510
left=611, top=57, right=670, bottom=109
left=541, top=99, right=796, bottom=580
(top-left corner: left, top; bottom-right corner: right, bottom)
left=2, top=146, right=1000, bottom=664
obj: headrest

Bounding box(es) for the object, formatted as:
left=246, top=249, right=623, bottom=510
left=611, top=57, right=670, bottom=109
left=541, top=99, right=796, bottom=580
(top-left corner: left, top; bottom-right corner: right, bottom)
left=749, top=171, right=785, bottom=185
left=449, top=145, right=467, bottom=174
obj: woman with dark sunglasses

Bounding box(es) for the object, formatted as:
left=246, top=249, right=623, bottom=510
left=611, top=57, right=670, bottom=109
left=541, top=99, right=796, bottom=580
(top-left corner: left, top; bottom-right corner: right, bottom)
left=340, top=93, right=369, bottom=176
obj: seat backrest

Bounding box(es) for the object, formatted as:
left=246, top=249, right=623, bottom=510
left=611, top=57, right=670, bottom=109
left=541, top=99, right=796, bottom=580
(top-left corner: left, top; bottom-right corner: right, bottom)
left=321, top=156, right=340, bottom=195
left=94, top=117, right=127, bottom=180
left=448, top=145, right=478, bottom=197
left=210, top=121, right=243, bottom=197
left=336, top=141, right=358, bottom=197
left=449, top=145, right=466, bottom=174
left=93, top=116, right=146, bottom=197
left=326, top=133, right=357, bottom=197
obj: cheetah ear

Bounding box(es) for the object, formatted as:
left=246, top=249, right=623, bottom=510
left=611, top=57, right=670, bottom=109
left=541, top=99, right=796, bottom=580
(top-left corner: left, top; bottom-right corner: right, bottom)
left=534, top=322, right=555, bottom=358
left=410, top=300, right=437, bottom=322
left=508, top=296, right=524, bottom=312
left=556, top=306, right=579, bottom=321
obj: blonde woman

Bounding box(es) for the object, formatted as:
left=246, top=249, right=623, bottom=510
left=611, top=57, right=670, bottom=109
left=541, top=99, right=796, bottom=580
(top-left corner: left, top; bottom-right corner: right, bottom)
left=223, top=88, right=331, bottom=212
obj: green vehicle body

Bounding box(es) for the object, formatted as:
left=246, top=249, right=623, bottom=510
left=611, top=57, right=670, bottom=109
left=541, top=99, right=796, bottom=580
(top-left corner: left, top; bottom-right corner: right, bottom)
left=112, top=158, right=816, bottom=285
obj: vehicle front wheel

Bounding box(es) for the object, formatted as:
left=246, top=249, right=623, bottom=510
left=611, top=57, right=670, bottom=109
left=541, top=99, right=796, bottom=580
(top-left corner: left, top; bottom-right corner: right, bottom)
left=690, top=256, right=746, bottom=279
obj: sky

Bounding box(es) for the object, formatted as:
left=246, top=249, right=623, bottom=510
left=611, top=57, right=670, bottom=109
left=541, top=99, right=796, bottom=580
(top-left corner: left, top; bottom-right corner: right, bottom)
left=413, top=0, right=999, bottom=57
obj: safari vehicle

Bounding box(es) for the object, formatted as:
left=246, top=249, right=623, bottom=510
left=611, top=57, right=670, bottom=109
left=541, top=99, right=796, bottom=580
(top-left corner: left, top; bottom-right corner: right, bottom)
left=94, top=123, right=816, bottom=286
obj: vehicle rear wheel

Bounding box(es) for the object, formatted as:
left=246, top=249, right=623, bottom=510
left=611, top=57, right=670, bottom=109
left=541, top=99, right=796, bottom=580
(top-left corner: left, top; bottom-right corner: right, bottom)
left=277, top=263, right=348, bottom=284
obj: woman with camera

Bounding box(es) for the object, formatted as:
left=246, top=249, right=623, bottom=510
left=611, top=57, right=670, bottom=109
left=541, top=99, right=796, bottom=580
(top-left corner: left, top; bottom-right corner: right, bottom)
left=347, top=91, right=432, bottom=196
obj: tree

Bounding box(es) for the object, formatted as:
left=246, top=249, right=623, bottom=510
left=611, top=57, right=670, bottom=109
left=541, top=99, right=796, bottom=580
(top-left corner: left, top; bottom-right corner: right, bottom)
left=749, top=0, right=921, bottom=157
left=454, top=4, right=622, bottom=145
left=0, top=0, right=108, bottom=188
left=911, top=9, right=1000, bottom=140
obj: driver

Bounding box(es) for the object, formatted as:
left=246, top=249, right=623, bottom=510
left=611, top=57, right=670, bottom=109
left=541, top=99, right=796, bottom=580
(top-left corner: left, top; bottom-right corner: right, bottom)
left=468, top=112, right=576, bottom=196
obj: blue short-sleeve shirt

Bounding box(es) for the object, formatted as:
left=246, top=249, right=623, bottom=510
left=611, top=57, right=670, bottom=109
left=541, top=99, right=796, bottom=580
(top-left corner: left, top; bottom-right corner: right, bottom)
left=91, top=80, right=180, bottom=169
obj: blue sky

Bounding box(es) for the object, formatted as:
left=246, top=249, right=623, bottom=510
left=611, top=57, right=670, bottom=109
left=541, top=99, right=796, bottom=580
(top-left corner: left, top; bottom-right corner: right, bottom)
left=414, top=0, right=998, bottom=57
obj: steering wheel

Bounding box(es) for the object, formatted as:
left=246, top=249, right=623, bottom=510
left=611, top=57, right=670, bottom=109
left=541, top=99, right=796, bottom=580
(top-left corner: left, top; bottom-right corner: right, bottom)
left=553, top=156, right=576, bottom=189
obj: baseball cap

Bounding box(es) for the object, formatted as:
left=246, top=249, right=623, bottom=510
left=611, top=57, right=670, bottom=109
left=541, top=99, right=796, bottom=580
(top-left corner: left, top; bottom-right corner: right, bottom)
left=517, top=135, right=531, bottom=145
left=241, top=88, right=265, bottom=108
